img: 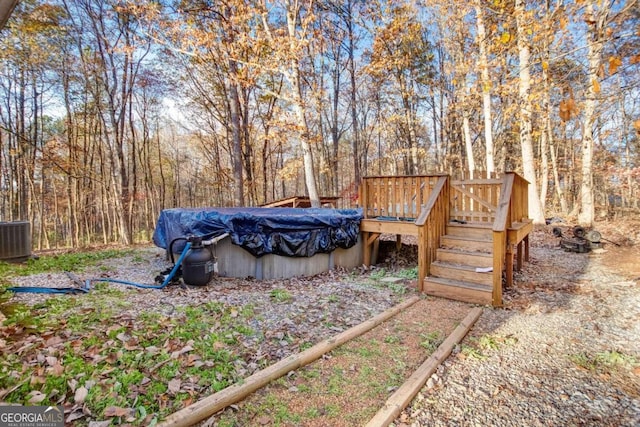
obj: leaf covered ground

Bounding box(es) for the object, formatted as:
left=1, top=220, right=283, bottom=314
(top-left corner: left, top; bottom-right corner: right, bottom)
left=0, top=245, right=424, bottom=426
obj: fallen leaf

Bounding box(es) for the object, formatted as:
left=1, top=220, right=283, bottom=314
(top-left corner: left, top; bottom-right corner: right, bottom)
left=45, top=336, right=64, bottom=347
left=171, top=345, right=194, bottom=359
left=144, top=345, right=159, bottom=355
left=28, top=390, right=46, bottom=404
left=30, top=376, right=46, bottom=385
left=45, top=356, right=58, bottom=366
left=66, top=408, right=86, bottom=423
left=103, top=406, right=130, bottom=417
left=75, top=386, right=88, bottom=404
left=168, top=378, right=181, bottom=394
left=257, top=415, right=271, bottom=425
left=52, top=362, right=64, bottom=376
left=88, top=421, right=112, bottom=427
left=116, top=332, right=129, bottom=343
left=106, top=353, right=118, bottom=364
left=124, top=338, right=140, bottom=350
left=201, top=415, right=216, bottom=427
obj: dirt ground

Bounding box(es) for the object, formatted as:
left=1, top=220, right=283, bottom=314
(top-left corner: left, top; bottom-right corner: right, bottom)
left=208, top=220, right=640, bottom=426
left=208, top=298, right=472, bottom=427
left=2, top=219, right=639, bottom=426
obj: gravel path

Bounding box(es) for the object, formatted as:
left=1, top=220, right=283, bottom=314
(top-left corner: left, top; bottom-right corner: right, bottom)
left=399, top=234, right=640, bottom=427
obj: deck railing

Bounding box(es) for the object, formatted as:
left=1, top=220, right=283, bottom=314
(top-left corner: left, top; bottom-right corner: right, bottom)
left=492, top=172, right=529, bottom=306
left=360, top=175, right=444, bottom=219
left=414, top=176, right=450, bottom=289
left=450, top=178, right=502, bottom=223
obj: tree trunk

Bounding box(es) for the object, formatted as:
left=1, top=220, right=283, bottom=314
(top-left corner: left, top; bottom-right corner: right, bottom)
left=549, top=129, right=568, bottom=213
left=542, top=0, right=568, bottom=214
left=346, top=0, right=360, bottom=190
left=539, top=29, right=550, bottom=213
left=286, top=7, right=320, bottom=207
left=292, top=69, right=321, bottom=207
left=227, top=75, right=244, bottom=207
left=515, top=0, right=545, bottom=224
left=474, top=1, right=494, bottom=175
left=462, top=110, right=475, bottom=179
left=578, top=0, right=611, bottom=226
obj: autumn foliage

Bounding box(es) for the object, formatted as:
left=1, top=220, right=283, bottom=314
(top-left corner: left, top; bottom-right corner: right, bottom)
left=0, top=0, right=638, bottom=247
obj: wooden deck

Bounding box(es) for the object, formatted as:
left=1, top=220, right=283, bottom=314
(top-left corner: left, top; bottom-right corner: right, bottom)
left=261, top=196, right=341, bottom=208
left=359, top=173, right=532, bottom=307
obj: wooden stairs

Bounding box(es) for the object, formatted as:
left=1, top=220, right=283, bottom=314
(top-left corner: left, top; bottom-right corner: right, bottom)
left=424, top=221, right=495, bottom=305
left=359, top=172, right=533, bottom=307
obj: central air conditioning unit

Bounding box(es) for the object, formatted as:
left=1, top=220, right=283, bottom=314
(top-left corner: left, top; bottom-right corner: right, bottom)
left=0, top=221, right=32, bottom=261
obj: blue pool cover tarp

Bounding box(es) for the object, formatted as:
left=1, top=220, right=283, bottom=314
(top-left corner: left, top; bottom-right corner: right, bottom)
left=152, top=207, right=363, bottom=258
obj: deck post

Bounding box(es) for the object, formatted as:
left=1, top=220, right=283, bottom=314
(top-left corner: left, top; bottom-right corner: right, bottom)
left=363, top=232, right=370, bottom=267
left=363, top=232, right=371, bottom=267
left=418, top=226, right=427, bottom=291
left=506, top=242, right=514, bottom=287
left=363, top=232, right=381, bottom=266
left=492, top=230, right=505, bottom=307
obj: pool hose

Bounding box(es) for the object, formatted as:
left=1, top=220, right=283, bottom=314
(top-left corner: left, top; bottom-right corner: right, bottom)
left=6, top=242, right=192, bottom=295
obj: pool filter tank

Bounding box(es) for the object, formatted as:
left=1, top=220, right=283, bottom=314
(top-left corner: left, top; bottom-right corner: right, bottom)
left=182, top=236, right=215, bottom=286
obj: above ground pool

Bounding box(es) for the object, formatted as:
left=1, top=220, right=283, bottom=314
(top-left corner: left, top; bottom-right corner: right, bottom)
left=153, top=207, right=362, bottom=257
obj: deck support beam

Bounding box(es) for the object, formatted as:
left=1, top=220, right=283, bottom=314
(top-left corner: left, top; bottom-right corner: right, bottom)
left=363, top=232, right=381, bottom=267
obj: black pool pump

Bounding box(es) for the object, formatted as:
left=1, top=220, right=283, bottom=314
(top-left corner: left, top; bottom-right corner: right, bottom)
left=159, top=234, right=220, bottom=287
left=182, top=236, right=216, bottom=286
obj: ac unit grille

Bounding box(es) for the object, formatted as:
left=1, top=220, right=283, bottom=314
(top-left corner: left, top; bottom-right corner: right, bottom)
left=0, top=221, right=32, bottom=261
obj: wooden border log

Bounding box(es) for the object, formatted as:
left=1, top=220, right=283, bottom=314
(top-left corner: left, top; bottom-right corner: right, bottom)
left=158, top=295, right=421, bottom=427
left=365, top=306, right=483, bottom=427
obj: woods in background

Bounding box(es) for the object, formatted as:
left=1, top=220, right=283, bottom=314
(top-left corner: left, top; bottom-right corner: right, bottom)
left=0, top=0, right=638, bottom=248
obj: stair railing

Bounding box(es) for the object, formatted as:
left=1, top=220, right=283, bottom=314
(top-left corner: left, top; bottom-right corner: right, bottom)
left=415, top=175, right=450, bottom=290
left=492, top=172, right=529, bottom=306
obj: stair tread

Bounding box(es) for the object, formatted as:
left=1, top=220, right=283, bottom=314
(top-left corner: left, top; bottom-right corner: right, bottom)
left=431, top=260, right=493, bottom=271
left=448, top=221, right=493, bottom=229
left=442, top=234, right=492, bottom=242
left=437, top=248, right=493, bottom=258
left=424, top=276, right=492, bottom=292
